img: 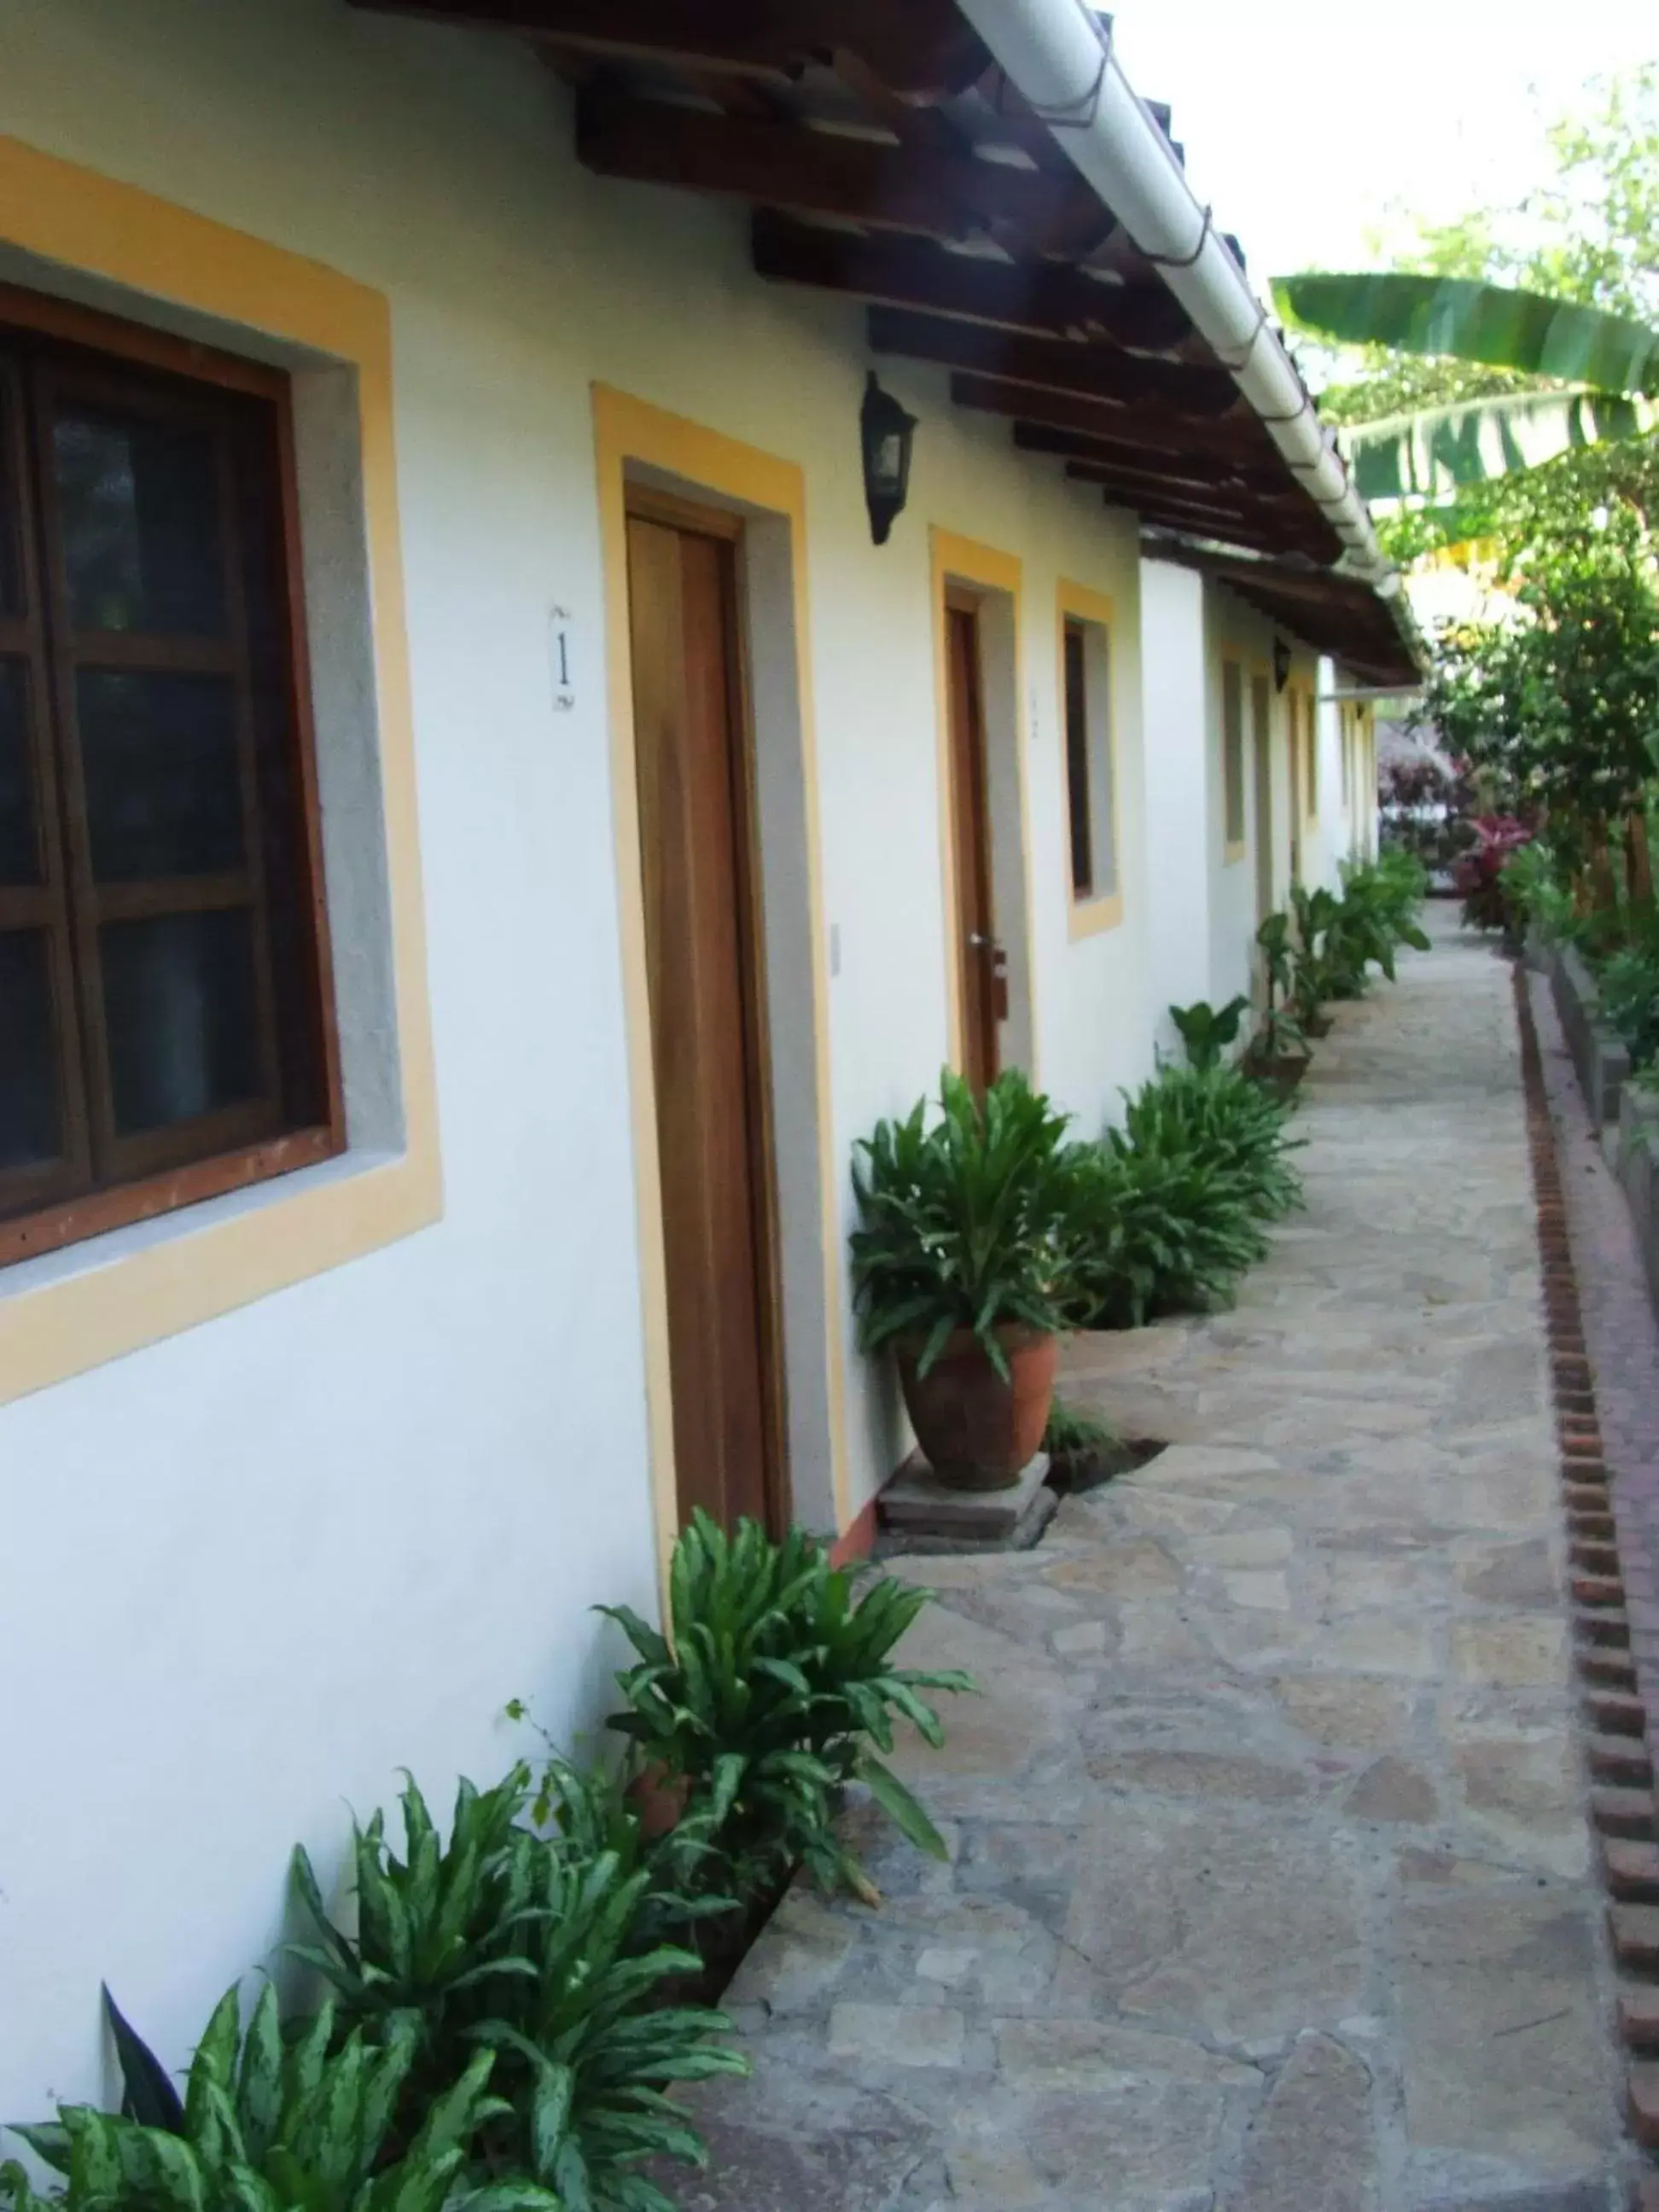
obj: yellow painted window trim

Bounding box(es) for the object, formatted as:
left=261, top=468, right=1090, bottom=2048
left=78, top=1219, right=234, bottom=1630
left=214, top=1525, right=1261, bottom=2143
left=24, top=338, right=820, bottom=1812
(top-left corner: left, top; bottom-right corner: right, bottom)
left=0, top=135, right=440, bottom=1411
left=592, top=386, right=851, bottom=1572
left=1057, top=578, right=1124, bottom=938
left=930, top=527, right=1039, bottom=1078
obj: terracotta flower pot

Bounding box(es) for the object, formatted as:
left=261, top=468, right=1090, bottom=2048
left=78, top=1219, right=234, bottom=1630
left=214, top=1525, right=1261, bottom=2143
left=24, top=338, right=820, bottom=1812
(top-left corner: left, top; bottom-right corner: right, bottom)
left=896, top=1323, right=1057, bottom=1491
left=626, top=1761, right=690, bottom=1840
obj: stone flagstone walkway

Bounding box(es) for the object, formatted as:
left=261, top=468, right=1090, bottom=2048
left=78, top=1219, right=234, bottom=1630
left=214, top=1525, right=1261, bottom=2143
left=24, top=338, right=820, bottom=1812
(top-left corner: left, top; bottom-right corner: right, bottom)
left=687, top=911, right=1629, bottom=2212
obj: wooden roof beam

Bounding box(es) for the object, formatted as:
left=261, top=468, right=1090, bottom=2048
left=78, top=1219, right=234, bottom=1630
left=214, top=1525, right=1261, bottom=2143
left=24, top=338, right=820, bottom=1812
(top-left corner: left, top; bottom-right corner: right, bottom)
left=869, top=306, right=1240, bottom=415
left=576, top=91, right=1110, bottom=250
left=952, top=373, right=1266, bottom=459
left=1010, top=418, right=1283, bottom=490
left=1061, top=460, right=1309, bottom=515
left=751, top=213, right=1190, bottom=350
left=349, top=0, right=991, bottom=95
left=1126, top=501, right=1333, bottom=561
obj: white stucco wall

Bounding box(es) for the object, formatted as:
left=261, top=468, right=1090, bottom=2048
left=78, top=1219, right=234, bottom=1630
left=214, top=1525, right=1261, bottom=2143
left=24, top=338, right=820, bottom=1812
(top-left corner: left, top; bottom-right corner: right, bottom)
left=0, top=0, right=1161, bottom=2110
left=1138, top=560, right=1213, bottom=1057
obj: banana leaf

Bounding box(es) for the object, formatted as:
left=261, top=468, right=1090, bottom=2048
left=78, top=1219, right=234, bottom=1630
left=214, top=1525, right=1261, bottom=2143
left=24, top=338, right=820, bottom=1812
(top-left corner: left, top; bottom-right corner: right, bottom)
left=1272, top=273, right=1659, bottom=395
left=1336, top=384, right=1659, bottom=501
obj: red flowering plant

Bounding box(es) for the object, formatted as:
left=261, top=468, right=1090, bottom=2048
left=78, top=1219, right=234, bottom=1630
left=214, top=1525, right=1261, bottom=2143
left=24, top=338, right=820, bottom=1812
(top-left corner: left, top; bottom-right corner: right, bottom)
left=1454, top=813, right=1534, bottom=934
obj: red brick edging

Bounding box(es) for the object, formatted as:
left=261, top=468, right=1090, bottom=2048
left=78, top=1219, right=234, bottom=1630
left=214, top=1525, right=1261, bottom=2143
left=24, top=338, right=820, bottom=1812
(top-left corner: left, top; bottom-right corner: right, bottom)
left=1512, top=965, right=1659, bottom=2198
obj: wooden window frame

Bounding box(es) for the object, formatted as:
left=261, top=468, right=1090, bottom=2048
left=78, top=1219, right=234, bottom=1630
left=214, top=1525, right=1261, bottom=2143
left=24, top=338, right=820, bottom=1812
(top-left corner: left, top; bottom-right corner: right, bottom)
left=1220, top=655, right=1247, bottom=860
left=0, top=280, right=343, bottom=1271
left=1057, top=579, right=1121, bottom=940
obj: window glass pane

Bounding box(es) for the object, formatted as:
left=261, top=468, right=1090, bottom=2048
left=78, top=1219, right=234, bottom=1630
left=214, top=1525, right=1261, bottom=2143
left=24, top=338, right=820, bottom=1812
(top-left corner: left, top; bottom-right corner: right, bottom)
left=0, top=658, right=38, bottom=885
left=53, top=405, right=226, bottom=635
left=0, top=930, right=61, bottom=1170
left=77, top=670, right=244, bottom=881
left=1064, top=625, right=1092, bottom=896
left=100, top=907, right=261, bottom=1135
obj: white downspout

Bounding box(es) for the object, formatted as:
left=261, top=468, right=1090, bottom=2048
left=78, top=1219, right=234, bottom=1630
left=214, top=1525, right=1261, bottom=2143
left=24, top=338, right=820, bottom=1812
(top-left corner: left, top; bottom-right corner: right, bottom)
left=952, top=0, right=1395, bottom=591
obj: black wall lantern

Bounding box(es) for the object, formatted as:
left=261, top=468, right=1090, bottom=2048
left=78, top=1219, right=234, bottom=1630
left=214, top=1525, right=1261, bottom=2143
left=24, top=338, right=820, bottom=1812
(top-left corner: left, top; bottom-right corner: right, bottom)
left=861, top=371, right=917, bottom=546
left=1272, top=637, right=1293, bottom=693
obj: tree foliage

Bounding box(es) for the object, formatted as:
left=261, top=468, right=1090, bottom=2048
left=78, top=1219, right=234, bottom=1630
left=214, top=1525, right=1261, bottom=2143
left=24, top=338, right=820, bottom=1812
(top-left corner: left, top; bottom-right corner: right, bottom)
left=1296, top=65, right=1659, bottom=562
left=1425, top=509, right=1659, bottom=848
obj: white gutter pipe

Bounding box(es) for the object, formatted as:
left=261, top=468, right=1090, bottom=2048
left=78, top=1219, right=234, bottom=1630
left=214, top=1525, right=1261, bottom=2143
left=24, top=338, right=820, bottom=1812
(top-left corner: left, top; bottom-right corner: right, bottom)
left=952, top=0, right=1394, bottom=590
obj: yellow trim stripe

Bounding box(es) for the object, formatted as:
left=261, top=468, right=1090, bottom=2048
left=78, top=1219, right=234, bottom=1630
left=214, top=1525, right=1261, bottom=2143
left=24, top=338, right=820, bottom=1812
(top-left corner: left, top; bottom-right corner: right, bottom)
left=0, top=134, right=440, bottom=1406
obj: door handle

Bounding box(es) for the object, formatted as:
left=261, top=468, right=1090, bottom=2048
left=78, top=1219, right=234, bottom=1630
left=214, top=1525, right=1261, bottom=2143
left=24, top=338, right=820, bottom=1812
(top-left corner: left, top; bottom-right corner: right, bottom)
left=967, top=930, right=997, bottom=951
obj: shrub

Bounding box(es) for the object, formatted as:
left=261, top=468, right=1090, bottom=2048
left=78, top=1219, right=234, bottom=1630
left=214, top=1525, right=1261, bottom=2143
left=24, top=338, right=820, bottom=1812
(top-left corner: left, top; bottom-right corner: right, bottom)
left=1456, top=814, right=1534, bottom=933
left=1064, top=1141, right=1269, bottom=1329
left=2, top=1988, right=528, bottom=2212
left=1600, top=941, right=1659, bottom=1068
left=850, top=1068, right=1080, bottom=1378
left=1169, top=995, right=1251, bottom=1072
left=1252, top=913, right=1309, bottom=1063
left=1499, top=838, right=1575, bottom=940
left=602, top=1511, right=973, bottom=1906
left=1121, top=1063, right=1304, bottom=1224
left=288, top=1771, right=746, bottom=2212
left=1063, top=1065, right=1302, bottom=1330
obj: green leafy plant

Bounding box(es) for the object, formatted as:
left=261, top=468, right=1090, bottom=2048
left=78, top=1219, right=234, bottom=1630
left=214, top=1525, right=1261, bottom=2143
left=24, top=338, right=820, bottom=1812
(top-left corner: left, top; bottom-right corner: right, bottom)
left=510, top=1732, right=736, bottom=1953
left=1273, top=269, right=1659, bottom=502
left=1168, top=995, right=1251, bottom=1072
left=289, top=1772, right=745, bottom=2212
left=1042, top=1396, right=1117, bottom=1458
left=1064, top=1141, right=1268, bottom=1330
left=2, top=1988, right=532, bottom=2212
left=1500, top=838, right=1576, bottom=940
left=1119, top=1064, right=1304, bottom=1225
left=850, top=1068, right=1080, bottom=1379
left=1062, top=1066, right=1302, bottom=1330
left=1600, top=940, right=1659, bottom=1067
left=1251, top=913, right=1310, bottom=1066
left=602, top=1511, right=973, bottom=1906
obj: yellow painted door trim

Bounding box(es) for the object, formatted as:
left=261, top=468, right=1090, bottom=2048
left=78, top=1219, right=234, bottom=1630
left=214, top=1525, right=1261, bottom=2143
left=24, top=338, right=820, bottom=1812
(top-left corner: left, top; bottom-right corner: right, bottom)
left=591, top=385, right=851, bottom=1582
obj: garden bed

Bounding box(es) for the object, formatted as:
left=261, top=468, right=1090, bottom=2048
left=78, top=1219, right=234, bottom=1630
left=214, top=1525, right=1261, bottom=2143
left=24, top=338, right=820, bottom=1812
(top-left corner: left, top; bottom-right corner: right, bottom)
left=1616, top=1085, right=1659, bottom=1323
left=1548, top=937, right=1632, bottom=1130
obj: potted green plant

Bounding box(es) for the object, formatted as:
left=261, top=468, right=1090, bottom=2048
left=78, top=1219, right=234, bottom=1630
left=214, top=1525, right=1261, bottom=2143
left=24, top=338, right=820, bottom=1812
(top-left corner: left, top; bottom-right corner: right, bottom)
left=1169, top=994, right=1252, bottom=1071
left=1249, top=911, right=1312, bottom=1094
left=851, top=1069, right=1078, bottom=1488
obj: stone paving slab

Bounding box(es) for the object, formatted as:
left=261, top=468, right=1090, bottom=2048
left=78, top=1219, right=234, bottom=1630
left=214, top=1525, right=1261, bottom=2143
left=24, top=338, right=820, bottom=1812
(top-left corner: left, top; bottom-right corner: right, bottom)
left=684, top=913, right=1629, bottom=2212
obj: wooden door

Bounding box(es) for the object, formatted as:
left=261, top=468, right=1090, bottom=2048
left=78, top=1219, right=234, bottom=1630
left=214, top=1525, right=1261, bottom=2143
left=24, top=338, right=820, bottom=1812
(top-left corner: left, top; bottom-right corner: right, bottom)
left=626, top=506, right=782, bottom=1536
left=945, top=598, right=998, bottom=1091
left=1250, top=673, right=1274, bottom=926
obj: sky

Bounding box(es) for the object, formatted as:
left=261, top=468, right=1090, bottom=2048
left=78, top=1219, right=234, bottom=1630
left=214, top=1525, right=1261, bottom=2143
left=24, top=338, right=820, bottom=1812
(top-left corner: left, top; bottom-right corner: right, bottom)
left=1112, top=0, right=1657, bottom=285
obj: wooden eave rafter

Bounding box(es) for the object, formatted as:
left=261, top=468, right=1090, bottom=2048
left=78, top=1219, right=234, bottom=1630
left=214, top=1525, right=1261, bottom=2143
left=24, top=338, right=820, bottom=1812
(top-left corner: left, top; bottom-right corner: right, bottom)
left=349, top=0, right=992, bottom=96
left=865, top=305, right=1240, bottom=416
left=750, top=212, right=1191, bottom=352
left=1010, top=419, right=1284, bottom=493
left=348, top=0, right=1365, bottom=573
left=1143, top=536, right=1421, bottom=687
left=575, top=91, right=1113, bottom=253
